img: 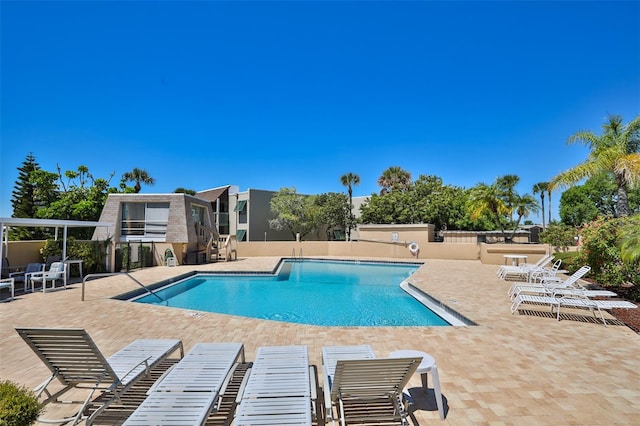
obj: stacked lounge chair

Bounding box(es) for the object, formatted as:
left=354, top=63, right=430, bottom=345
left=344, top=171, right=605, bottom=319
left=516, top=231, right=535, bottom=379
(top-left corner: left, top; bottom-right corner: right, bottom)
left=497, top=254, right=553, bottom=281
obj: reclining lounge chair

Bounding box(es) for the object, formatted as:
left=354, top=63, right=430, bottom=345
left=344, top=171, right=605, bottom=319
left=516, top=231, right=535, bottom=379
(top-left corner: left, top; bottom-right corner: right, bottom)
left=235, top=345, right=317, bottom=426
left=508, top=265, right=591, bottom=299
left=510, top=294, right=637, bottom=326
left=124, top=342, right=245, bottom=425
left=322, top=345, right=421, bottom=426
left=15, top=327, right=183, bottom=425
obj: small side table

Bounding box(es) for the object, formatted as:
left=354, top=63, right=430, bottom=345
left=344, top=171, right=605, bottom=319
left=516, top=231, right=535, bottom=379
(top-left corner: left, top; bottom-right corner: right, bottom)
left=390, top=349, right=444, bottom=420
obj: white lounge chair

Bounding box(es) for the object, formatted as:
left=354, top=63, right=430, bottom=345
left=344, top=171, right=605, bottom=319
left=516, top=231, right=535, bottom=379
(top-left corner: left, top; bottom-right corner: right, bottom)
left=322, top=345, right=420, bottom=426
left=511, top=283, right=618, bottom=300
left=511, top=294, right=637, bottom=326
left=29, top=261, right=66, bottom=293
left=123, top=342, right=244, bottom=426
left=15, top=327, right=183, bottom=425
left=528, top=259, right=564, bottom=283
left=508, top=265, right=591, bottom=299
left=497, top=254, right=553, bottom=280
left=235, top=345, right=317, bottom=426
left=0, top=277, right=15, bottom=301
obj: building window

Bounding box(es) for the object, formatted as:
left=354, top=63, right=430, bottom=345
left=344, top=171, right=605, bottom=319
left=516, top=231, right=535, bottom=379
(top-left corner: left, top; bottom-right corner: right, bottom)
left=121, top=202, right=170, bottom=241
left=191, top=204, right=207, bottom=227
left=237, top=229, right=247, bottom=242
left=235, top=200, right=248, bottom=224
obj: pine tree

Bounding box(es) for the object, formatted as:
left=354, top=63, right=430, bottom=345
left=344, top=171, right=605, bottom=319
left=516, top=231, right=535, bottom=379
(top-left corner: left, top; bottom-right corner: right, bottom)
left=10, top=153, right=41, bottom=239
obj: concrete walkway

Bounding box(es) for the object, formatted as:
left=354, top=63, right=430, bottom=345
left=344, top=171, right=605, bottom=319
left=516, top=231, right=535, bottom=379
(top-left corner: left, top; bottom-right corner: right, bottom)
left=1, top=258, right=638, bottom=424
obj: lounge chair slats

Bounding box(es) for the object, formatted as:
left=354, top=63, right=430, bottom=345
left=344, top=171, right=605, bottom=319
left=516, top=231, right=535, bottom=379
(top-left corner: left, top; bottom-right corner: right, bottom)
left=322, top=345, right=419, bottom=426
left=511, top=294, right=638, bottom=325
left=122, top=393, right=217, bottom=425
left=235, top=345, right=315, bottom=426
left=15, top=327, right=182, bottom=426
left=123, top=342, right=244, bottom=426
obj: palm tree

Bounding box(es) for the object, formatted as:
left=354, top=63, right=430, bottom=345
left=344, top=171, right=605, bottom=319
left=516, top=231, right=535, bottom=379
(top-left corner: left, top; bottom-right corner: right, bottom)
left=377, top=166, right=412, bottom=195
left=122, top=168, right=155, bottom=193
left=340, top=172, right=360, bottom=241
left=532, top=182, right=549, bottom=229
left=467, top=182, right=510, bottom=235
left=508, top=193, right=540, bottom=241
left=551, top=114, right=640, bottom=217
left=547, top=186, right=552, bottom=225
left=496, top=174, right=520, bottom=223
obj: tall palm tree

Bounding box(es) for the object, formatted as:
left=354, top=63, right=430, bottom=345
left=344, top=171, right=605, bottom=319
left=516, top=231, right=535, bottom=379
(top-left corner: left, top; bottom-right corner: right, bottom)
left=551, top=114, right=640, bottom=217
left=496, top=174, right=520, bottom=223
left=340, top=172, right=360, bottom=241
left=532, top=182, right=549, bottom=229
left=547, top=186, right=552, bottom=225
left=377, top=166, right=412, bottom=195
left=122, top=168, right=155, bottom=193
left=467, top=182, right=510, bottom=235
left=508, top=193, right=540, bottom=241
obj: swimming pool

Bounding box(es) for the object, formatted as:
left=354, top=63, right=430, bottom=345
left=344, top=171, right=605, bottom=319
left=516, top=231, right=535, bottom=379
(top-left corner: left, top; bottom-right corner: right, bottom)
left=131, top=259, right=456, bottom=326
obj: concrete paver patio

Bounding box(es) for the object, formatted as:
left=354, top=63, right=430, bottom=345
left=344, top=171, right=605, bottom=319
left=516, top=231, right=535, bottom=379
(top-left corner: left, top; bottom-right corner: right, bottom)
left=1, top=258, right=639, bottom=425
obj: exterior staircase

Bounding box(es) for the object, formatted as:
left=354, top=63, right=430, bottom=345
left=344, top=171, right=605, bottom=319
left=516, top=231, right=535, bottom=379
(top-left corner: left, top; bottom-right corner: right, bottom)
left=195, top=224, right=237, bottom=262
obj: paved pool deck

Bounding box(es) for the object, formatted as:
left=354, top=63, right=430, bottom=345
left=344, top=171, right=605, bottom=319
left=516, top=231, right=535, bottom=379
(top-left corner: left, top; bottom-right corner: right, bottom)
left=1, top=257, right=639, bottom=425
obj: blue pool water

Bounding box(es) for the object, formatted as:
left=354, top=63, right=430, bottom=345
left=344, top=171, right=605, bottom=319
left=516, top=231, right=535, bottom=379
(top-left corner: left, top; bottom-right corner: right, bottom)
left=133, top=260, right=450, bottom=326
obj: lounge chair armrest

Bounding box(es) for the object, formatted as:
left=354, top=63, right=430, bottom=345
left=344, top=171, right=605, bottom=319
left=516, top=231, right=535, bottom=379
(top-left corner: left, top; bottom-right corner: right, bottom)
left=322, top=364, right=333, bottom=420
left=309, top=365, right=318, bottom=420
left=116, top=356, right=152, bottom=384
left=235, top=366, right=252, bottom=404
left=28, top=271, right=45, bottom=279
left=218, top=363, right=239, bottom=397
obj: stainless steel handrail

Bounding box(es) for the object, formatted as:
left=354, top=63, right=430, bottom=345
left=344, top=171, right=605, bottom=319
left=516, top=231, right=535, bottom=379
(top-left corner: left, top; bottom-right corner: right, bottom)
left=81, top=272, right=163, bottom=302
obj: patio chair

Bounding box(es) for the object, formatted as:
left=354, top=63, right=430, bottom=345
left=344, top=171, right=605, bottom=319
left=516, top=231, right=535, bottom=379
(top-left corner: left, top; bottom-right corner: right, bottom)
left=235, top=345, right=317, bottom=426
left=322, top=345, right=420, bottom=426
left=123, top=342, right=245, bottom=426
left=0, top=277, right=15, bottom=301
left=15, top=327, right=183, bottom=425
left=29, top=261, right=66, bottom=293
left=508, top=265, right=591, bottom=299
left=510, top=293, right=637, bottom=326
left=9, top=262, right=44, bottom=292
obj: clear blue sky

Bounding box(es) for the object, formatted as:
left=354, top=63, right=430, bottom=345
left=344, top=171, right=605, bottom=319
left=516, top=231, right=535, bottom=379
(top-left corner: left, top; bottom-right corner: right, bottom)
left=2, top=1, right=639, bottom=223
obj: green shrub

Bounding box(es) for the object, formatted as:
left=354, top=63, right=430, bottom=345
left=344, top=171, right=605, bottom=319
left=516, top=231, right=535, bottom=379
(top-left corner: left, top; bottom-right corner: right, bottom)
left=551, top=251, right=581, bottom=274
left=0, top=380, right=42, bottom=426
left=540, top=223, right=578, bottom=251
left=576, top=217, right=640, bottom=287
left=40, top=237, right=109, bottom=275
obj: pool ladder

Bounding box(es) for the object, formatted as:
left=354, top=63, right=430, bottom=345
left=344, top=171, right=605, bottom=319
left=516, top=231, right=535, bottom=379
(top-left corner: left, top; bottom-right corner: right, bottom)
left=291, top=248, right=303, bottom=262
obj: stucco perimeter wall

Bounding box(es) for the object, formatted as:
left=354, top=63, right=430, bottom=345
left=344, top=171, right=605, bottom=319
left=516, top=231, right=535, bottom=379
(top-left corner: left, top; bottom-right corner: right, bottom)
left=5, top=240, right=552, bottom=267
left=3, top=241, right=46, bottom=266
left=236, top=241, right=551, bottom=263
left=480, top=243, right=550, bottom=265
left=237, top=240, right=480, bottom=260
